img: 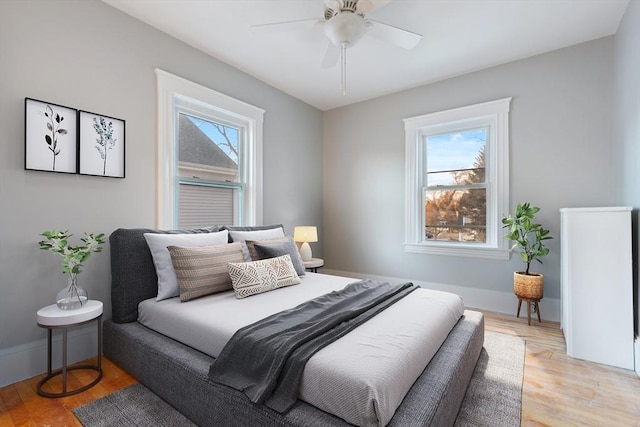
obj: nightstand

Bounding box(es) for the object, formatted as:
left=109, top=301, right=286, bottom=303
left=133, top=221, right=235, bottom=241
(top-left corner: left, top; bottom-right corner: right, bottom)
left=303, top=258, right=324, bottom=273
left=36, top=300, right=103, bottom=398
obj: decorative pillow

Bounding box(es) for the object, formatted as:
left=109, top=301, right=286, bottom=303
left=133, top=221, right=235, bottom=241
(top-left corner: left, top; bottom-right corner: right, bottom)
left=227, top=227, right=285, bottom=243
left=228, top=254, right=301, bottom=299
left=144, top=230, right=230, bottom=301
left=168, top=242, right=245, bottom=302
left=250, top=236, right=306, bottom=276
left=225, top=225, right=285, bottom=259
left=223, top=224, right=284, bottom=234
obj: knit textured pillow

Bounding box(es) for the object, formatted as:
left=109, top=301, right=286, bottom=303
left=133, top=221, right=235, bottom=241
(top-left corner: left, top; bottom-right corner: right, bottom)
left=227, top=254, right=301, bottom=299
left=168, top=242, right=245, bottom=302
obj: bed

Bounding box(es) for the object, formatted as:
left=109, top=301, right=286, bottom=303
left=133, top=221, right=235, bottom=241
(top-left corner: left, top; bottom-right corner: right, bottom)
left=103, top=226, right=484, bottom=427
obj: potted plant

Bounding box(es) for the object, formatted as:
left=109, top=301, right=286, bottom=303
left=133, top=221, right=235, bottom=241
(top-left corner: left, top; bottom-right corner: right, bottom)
left=502, top=202, right=552, bottom=300
left=39, top=230, right=105, bottom=310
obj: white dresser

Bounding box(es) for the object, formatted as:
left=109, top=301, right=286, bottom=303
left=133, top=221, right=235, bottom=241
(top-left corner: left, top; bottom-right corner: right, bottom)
left=560, top=206, right=634, bottom=370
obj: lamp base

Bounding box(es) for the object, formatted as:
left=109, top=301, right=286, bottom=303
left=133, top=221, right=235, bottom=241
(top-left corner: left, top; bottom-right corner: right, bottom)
left=299, top=242, right=312, bottom=262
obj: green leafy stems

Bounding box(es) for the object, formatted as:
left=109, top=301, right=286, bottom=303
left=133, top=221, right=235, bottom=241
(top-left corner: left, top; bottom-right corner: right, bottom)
left=44, top=105, right=68, bottom=171
left=502, top=202, right=553, bottom=276
left=38, top=230, right=105, bottom=276
left=93, top=117, right=117, bottom=176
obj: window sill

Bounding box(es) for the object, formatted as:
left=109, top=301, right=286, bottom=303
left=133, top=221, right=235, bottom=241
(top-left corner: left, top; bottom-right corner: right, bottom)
left=404, top=242, right=510, bottom=260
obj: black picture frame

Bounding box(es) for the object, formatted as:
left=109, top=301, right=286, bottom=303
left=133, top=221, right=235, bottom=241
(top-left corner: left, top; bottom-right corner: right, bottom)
left=78, top=110, right=126, bottom=178
left=24, top=98, right=78, bottom=174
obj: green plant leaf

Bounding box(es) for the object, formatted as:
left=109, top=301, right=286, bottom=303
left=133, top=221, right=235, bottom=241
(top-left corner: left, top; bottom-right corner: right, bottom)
left=502, top=202, right=552, bottom=270
left=39, top=229, right=105, bottom=276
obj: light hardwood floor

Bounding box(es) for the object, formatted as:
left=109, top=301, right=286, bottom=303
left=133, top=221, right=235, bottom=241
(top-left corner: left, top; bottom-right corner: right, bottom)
left=1, top=310, right=638, bottom=426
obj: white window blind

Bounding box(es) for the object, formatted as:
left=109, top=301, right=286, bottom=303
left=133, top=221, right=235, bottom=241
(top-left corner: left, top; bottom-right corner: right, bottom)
left=178, top=183, right=235, bottom=229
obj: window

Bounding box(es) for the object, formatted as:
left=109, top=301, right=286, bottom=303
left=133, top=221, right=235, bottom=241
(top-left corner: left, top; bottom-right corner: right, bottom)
left=156, top=69, right=264, bottom=229
left=404, top=98, right=511, bottom=259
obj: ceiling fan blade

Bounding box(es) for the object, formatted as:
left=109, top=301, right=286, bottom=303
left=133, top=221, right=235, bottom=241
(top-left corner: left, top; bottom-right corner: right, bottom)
left=366, top=19, right=422, bottom=49
left=321, top=42, right=340, bottom=68
left=251, top=19, right=322, bottom=34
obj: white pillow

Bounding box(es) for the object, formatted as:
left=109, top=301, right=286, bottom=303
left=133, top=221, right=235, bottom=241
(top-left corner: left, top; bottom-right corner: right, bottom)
left=228, top=227, right=284, bottom=242
left=228, top=228, right=285, bottom=260
left=144, top=230, right=230, bottom=301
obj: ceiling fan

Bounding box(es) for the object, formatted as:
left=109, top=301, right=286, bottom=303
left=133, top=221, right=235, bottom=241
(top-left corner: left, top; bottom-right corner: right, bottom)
left=251, top=0, right=422, bottom=96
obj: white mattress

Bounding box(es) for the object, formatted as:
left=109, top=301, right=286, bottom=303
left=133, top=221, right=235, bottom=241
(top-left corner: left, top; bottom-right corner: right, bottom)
left=138, top=273, right=464, bottom=427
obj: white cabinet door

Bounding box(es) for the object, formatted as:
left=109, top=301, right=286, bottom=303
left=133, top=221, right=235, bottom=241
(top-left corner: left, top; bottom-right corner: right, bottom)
left=560, top=207, right=634, bottom=370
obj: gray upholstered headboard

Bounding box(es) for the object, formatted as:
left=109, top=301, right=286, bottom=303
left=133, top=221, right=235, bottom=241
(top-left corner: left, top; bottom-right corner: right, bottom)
left=109, top=227, right=219, bottom=323
left=108, top=224, right=284, bottom=323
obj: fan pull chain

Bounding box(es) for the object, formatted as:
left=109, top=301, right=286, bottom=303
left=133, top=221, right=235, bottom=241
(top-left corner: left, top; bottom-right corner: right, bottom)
left=341, top=42, right=348, bottom=96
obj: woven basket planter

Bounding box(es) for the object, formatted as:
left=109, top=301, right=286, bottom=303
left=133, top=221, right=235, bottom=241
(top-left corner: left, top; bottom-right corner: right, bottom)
left=513, top=272, right=544, bottom=300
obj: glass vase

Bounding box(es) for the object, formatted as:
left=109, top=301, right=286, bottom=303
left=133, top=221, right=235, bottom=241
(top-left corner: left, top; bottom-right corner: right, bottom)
left=56, top=274, right=88, bottom=310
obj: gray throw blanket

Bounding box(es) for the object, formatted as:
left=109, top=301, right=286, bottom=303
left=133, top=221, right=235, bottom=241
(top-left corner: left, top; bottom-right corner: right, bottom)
left=208, top=279, right=417, bottom=413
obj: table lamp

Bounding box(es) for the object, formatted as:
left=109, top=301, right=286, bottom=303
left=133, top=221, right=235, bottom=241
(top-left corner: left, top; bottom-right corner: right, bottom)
left=293, top=226, right=318, bottom=262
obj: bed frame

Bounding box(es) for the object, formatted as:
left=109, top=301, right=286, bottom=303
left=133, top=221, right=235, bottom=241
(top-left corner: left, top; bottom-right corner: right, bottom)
left=103, top=227, right=484, bottom=426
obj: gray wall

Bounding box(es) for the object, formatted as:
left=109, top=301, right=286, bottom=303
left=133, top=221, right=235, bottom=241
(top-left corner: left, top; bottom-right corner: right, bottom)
left=322, top=36, right=615, bottom=319
left=613, top=0, right=640, bottom=337
left=0, top=0, right=322, bottom=378
left=0, top=0, right=636, bottom=385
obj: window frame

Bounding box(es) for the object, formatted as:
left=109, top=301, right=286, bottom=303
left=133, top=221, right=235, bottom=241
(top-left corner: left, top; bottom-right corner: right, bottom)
left=156, top=69, right=264, bottom=229
left=403, top=98, right=511, bottom=259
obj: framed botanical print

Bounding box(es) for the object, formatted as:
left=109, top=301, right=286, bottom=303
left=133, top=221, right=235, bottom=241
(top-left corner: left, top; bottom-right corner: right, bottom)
left=79, top=110, right=126, bottom=178
left=25, top=98, right=78, bottom=174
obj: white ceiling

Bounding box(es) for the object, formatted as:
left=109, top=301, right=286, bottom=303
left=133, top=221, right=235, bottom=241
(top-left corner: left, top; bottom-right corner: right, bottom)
left=102, top=0, right=629, bottom=111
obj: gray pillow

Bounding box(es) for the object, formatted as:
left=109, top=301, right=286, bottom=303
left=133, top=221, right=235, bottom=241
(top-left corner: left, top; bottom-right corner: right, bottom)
left=252, top=235, right=306, bottom=276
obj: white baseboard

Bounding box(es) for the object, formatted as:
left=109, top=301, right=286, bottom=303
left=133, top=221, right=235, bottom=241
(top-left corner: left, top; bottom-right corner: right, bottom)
left=0, top=324, right=99, bottom=387
left=322, top=269, right=561, bottom=322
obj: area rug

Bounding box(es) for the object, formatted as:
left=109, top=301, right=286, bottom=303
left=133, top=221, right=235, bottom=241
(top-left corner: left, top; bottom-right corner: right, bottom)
left=72, top=382, right=196, bottom=427
left=74, top=331, right=525, bottom=427
left=454, top=331, right=525, bottom=426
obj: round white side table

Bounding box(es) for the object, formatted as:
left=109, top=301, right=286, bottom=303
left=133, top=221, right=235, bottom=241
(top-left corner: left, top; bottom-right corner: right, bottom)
left=303, top=258, right=324, bottom=273
left=36, top=300, right=103, bottom=398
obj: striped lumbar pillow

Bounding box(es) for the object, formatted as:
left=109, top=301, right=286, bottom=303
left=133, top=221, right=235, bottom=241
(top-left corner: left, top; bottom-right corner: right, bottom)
left=168, top=242, right=245, bottom=302
left=227, top=254, right=301, bottom=299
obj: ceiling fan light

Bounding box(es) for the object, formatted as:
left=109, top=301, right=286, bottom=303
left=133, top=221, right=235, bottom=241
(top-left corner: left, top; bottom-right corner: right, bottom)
left=324, top=12, right=367, bottom=47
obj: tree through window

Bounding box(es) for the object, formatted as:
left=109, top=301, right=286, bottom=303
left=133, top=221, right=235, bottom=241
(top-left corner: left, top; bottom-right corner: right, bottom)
left=425, top=128, right=487, bottom=243
left=404, top=98, right=511, bottom=259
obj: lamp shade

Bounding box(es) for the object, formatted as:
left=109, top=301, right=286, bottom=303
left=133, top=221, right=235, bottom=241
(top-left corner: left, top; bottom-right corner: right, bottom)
left=293, top=226, right=318, bottom=243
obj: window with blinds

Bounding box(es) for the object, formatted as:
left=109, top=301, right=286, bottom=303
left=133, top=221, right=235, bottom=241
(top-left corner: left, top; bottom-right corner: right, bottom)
left=156, top=69, right=264, bottom=229
left=176, top=111, right=241, bottom=228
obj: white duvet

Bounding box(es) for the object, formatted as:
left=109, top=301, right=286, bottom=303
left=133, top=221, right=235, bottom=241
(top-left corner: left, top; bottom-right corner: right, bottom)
left=138, top=273, right=464, bottom=426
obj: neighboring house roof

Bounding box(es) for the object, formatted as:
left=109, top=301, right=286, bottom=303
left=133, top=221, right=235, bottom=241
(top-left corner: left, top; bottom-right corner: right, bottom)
left=178, top=114, right=237, bottom=170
